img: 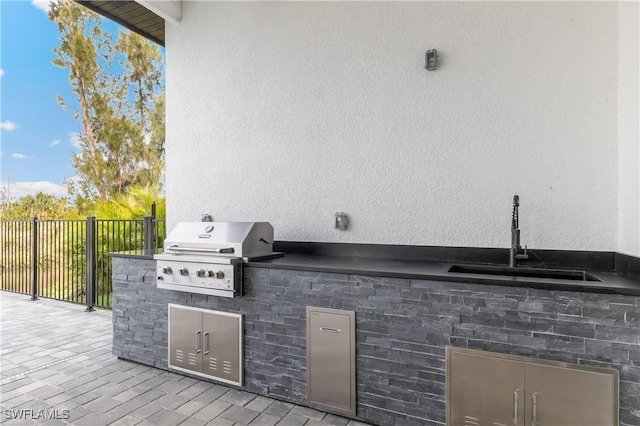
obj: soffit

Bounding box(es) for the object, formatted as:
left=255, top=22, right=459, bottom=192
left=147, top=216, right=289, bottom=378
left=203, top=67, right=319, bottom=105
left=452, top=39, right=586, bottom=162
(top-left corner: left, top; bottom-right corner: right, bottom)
left=75, top=1, right=164, bottom=46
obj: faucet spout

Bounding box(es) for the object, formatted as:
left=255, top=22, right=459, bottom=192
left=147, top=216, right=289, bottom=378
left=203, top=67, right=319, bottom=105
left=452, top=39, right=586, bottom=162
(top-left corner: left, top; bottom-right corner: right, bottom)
left=510, top=195, right=528, bottom=267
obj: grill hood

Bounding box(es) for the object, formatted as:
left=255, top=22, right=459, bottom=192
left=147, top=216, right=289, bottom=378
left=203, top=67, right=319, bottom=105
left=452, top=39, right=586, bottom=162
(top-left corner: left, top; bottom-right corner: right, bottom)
left=163, top=222, right=274, bottom=259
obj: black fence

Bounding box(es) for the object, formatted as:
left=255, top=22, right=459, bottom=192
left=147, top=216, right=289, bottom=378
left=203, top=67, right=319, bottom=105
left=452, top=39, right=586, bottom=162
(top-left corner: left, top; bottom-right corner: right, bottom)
left=0, top=216, right=166, bottom=310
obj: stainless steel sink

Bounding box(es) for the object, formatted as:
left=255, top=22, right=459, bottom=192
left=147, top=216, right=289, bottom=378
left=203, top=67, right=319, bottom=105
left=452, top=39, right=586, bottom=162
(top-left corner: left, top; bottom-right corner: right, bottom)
left=448, top=264, right=602, bottom=282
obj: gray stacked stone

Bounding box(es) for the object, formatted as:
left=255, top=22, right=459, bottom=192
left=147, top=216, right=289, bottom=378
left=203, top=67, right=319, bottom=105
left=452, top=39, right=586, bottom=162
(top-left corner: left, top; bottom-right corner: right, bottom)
left=111, top=257, right=640, bottom=426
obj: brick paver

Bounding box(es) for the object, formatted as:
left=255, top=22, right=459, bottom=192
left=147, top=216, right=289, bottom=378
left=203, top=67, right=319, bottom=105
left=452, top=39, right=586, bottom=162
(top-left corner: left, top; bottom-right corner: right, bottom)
left=0, top=292, right=370, bottom=425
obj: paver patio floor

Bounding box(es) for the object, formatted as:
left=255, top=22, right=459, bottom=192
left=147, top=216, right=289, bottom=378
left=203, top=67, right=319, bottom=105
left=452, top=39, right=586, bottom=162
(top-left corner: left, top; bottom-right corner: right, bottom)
left=0, top=291, right=371, bottom=426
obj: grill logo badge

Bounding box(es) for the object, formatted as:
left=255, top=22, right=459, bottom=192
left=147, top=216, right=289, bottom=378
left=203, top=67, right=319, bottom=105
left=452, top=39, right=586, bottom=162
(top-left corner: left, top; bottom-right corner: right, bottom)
left=204, top=225, right=214, bottom=233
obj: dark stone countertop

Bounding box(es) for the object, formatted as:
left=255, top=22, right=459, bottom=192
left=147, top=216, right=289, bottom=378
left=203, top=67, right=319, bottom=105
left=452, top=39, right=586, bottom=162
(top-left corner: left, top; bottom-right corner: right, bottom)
left=109, top=244, right=640, bottom=296
left=245, top=254, right=640, bottom=296
left=109, top=250, right=158, bottom=259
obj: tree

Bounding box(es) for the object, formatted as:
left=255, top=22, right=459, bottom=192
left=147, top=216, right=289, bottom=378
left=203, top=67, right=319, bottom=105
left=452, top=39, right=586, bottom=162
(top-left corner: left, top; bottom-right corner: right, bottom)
left=49, top=0, right=164, bottom=203
left=87, top=185, right=166, bottom=302
left=92, top=184, right=166, bottom=220
left=0, top=191, right=70, bottom=220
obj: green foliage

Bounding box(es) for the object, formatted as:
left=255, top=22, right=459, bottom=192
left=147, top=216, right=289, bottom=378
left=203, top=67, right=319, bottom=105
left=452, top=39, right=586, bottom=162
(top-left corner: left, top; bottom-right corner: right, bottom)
left=0, top=185, right=165, bottom=309
left=0, top=191, right=72, bottom=220
left=92, top=184, right=166, bottom=219
left=49, top=0, right=165, bottom=203
left=61, top=184, right=165, bottom=301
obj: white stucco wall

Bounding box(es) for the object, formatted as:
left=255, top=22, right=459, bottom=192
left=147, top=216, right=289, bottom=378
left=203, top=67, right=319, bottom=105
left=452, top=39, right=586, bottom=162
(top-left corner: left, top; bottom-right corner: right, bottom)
left=166, top=1, right=622, bottom=250
left=618, top=1, right=640, bottom=257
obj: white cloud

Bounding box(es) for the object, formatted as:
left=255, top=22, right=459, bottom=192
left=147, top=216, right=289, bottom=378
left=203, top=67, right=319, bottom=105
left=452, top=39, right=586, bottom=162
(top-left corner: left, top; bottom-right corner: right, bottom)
left=1, top=121, right=17, bottom=131
left=1, top=181, right=67, bottom=198
left=50, top=139, right=61, bottom=147
left=69, top=132, right=82, bottom=149
left=12, top=153, right=28, bottom=159
left=63, top=175, right=82, bottom=191
left=31, top=0, right=51, bottom=13
left=0, top=68, right=4, bottom=78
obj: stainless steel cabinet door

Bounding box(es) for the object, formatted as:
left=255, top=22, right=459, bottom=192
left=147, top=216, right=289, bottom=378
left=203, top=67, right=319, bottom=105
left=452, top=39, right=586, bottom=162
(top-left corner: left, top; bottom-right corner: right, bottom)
left=169, top=306, right=203, bottom=373
left=447, top=347, right=619, bottom=426
left=202, top=311, right=241, bottom=386
left=448, top=350, right=525, bottom=426
left=525, top=363, right=616, bottom=426
left=307, top=307, right=355, bottom=417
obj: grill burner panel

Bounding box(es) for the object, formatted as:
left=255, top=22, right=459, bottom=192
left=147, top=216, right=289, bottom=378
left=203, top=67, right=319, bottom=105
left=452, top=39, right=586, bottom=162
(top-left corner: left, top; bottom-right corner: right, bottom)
left=155, top=257, right=242, bottom=297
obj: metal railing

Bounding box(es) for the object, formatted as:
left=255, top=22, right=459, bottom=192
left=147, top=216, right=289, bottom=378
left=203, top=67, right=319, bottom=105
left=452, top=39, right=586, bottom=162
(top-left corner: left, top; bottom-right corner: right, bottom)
left=0, top=216, right=165, bottom=310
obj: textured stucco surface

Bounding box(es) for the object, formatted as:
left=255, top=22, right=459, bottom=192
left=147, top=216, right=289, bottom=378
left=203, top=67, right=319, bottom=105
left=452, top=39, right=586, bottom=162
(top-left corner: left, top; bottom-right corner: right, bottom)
left=618, top=1, right=640, bottom=257
left=166, top=1, right=621, bottom=251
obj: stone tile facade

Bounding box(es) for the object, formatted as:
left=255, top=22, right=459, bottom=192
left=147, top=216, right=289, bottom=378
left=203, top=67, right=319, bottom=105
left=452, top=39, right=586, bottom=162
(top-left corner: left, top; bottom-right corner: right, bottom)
left=112, top=257, right=640, bottom=425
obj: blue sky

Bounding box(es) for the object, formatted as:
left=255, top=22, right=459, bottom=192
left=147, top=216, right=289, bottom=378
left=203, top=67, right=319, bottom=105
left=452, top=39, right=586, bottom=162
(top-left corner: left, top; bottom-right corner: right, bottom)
left=0, top=0, right=151, bottom=199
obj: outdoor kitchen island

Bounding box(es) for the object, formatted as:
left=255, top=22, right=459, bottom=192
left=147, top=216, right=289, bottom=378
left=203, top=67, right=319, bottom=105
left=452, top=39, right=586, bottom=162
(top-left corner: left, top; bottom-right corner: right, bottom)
left=110, top=245, right=640, bottom=426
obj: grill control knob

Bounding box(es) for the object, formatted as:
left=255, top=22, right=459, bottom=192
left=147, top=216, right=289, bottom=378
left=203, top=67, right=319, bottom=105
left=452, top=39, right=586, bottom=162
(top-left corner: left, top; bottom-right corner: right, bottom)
left=206, top=270, right=215, bottom=278
left=179, top=268, right=189, bottom=276
left=196, top=269, right=206, bottom=278
left=162, top=267, right=172, bottom=275
left=215, top=271, right=225, bottom=279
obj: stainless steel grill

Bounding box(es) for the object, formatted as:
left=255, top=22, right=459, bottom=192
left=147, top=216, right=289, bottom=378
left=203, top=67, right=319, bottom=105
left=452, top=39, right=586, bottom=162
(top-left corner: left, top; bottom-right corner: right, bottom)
left=154, top=222, right=277, bottom=298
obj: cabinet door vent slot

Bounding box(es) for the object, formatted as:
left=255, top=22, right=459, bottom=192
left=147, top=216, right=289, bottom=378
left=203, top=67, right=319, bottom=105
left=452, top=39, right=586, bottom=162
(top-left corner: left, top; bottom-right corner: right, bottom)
left=464, top=415, right=479, bottom=426
left=175, top=350, right=183, bottom=363
left=188, top=354, right=197, bottom=366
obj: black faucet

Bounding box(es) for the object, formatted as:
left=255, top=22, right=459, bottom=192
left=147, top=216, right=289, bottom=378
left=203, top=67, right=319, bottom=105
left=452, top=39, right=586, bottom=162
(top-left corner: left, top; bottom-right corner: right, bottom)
left=510, top=195, right=528, bottom=267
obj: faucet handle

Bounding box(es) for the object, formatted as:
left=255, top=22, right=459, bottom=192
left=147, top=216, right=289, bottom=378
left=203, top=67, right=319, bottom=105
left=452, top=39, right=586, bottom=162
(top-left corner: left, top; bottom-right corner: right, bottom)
left=516, top=245, right=529, bottom=260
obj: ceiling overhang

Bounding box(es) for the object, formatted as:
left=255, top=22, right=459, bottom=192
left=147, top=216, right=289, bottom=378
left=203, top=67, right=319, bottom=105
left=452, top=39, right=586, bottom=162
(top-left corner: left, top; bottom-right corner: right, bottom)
left=75, top=1, right=166, bottom=46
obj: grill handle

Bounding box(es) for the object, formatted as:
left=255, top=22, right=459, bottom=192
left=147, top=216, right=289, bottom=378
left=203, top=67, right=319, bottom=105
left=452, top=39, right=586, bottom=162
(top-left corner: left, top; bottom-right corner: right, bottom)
left=167, top=245, right=235, bottom=254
